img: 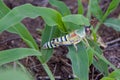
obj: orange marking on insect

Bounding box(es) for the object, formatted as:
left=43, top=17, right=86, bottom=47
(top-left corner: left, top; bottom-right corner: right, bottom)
left=71, top=32, right=77, bottom=37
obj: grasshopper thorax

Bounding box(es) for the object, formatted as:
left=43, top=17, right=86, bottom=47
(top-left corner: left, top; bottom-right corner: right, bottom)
left=74, top=26, right=91, bottom=38
left=74, top=27, right=86, bottom=38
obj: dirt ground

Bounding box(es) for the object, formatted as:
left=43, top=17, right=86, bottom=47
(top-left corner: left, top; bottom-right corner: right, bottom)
left=0, top=0, right=120, bottom=80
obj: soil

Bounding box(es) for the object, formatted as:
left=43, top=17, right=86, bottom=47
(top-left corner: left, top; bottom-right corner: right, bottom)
left=0, top=0, right=120, bottom=80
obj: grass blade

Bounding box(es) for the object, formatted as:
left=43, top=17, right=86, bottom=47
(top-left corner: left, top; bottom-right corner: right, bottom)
left=102, top=0, right=120, bottom=21
left=77, top=0, right=84, bottom=14
left=86, top=0, right=91, bottom=19
left=93, top=58, right=109, bottom=76
left=88, top=40, right=109, bottom=76
left=0, top=0, right=9, bottom=18
left=91, top=47, right=117, bottom=70
left=104, top=18, right=120, bottom=32
left=42, top=63, right=55, bottom=80
left=87, top=47, right=94, bottom=66
left=0, top=48, right=41, bottom=66
left=87, top=0, right=103, bottom=21
left=49, top=0, right=71, bottom=16
left=8, top=24, right=39, bottom=49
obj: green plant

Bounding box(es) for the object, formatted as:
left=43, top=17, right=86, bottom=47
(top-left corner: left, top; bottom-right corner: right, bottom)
left=0, top=0, right=120, bottom=80
left=0, top=67, right=33, bottom=80
left=101, top=69, right=120, bottom=80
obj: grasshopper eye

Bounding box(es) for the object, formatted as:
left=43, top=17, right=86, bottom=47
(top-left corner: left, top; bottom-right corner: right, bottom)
left=85, top=26, right=91, bottom=35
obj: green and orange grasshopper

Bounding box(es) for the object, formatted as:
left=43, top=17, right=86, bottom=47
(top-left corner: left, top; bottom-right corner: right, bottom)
left=42, top=26, right=91, bottom=51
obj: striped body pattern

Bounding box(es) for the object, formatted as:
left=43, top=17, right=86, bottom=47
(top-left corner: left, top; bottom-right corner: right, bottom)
left=42, top=26, right=90, bottom=49
left=42, top=34, right=70, bottom=49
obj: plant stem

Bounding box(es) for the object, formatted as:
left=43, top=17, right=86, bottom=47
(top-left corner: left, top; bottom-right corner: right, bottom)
left=37, top=57, right=55, bottom=80
left=92, top=49, right=117, bottom=70
left=94, top=22, right=101, bottom=33
left=42, top=63, right=55, bottom=80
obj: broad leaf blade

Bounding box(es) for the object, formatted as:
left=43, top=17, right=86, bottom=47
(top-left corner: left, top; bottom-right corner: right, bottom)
left=49, top=0, right=71, bottom=16
left=104, top=18, right=120, bottom=32
left=62, top=14, right=90, bottom=26
left=108, top=69, right=120, bottom=79
left=100, top=77, right=114, bottom=80
left=0, top=4, right=66, bottom=32
left=0, top=1, right=39, bottom=50
left=64, top=22, right=81, bottom=31
left=0, top=68, right=33, bottom=80
left=0, top=48, right=41, bottom=65
left=68, top=42, right=89, bottom=80
left=101, top=69, right=120, bottom=80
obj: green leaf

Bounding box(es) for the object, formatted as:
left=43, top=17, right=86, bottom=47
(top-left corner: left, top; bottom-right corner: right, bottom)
left=87, top=0, right=103, bottom=21
left=77, top=0, right=84, bottom=14
left=41, top=25, right=54, bottom=63
left=0, top=2, right=55, bottom=79
left=86, top=0, right=91, bottom=19
left=8, top=24, right=39, bottom=50
left=101, top=77, right=114, bottom=80
left=88, top=40, right=102, bottom=54
left=87, top=47, right=94, bottom=66
left=41, top=25, right=62, bottom=46
left=101, top=70, right=120, bottom=80
left=62, top=14, right=90, bottom=26
left=0, top=68, right=33, bottom=80
left=68, top=42, right=89, bottom=80
left=49, top=0, right=71, bottom=16
left=0, top=1, right=39, bottom=50
left=108, top=69, right=120, bottom=79
left=0, top=4, right=66, bottom=32
left=41, top=25, right=62, bottom=62
left=64, top=22, right=81, bottom=31
left=102, top=0, right=120, bottom=21
left=88, top=40, right=109, bottom=76
left=0, top=0, right=10, bottom=18
left=0, top=48, right=41, bottom=65
left=39, top=25, right=62, bottom=80
left=88, top=40, right=116, bottom=75
left=104, top=18, right=120, bottom=32
left=93, top=58, right=109, bottom=76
